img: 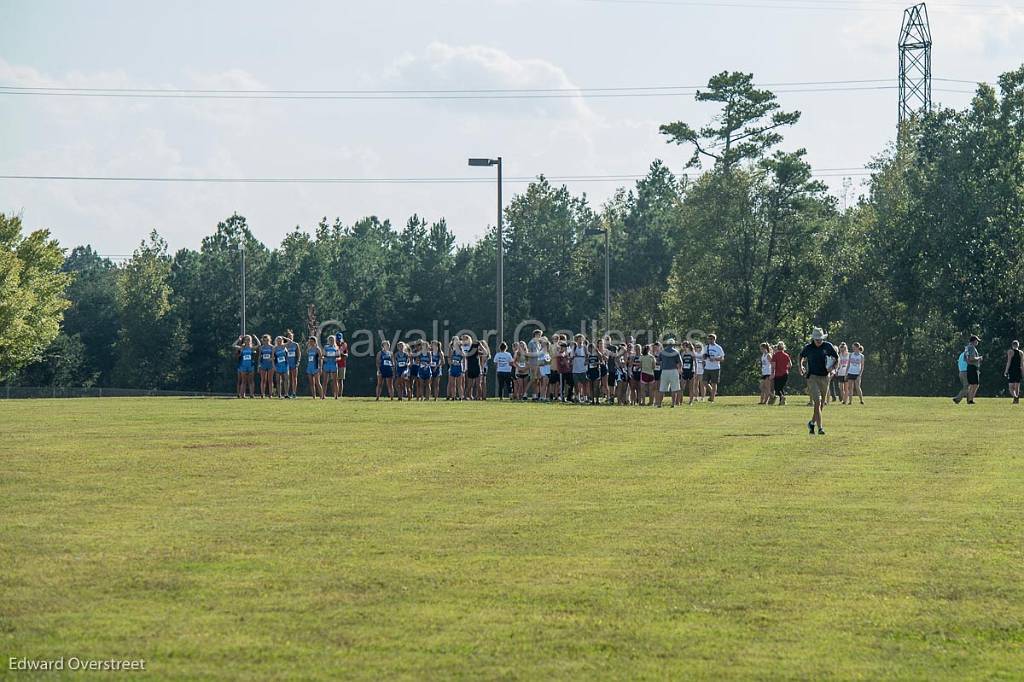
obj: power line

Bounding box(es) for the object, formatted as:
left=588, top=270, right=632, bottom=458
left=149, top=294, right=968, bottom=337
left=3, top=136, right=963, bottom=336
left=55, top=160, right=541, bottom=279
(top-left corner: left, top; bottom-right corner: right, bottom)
left=0, top=77, right=984, bottom=95
left=581, top=0, right=1023, bottom=13
left=0, top=84, right=976, bottom=100
left=0, top=170, right=874, bottom=185
left=0, top=77, right=898, bottom=95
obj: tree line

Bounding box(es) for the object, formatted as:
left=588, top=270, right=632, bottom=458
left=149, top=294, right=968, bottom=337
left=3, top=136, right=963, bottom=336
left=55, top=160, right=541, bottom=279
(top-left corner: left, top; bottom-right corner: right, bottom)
left=4, top=66, right=1022, bottom=396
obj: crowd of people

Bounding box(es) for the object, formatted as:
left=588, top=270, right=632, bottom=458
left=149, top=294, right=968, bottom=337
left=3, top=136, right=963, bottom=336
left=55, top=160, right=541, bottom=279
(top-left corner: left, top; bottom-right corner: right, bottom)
left=231, top=328, right=1022, bottom=434
left=953, top=335, right=1022, bottom=406
left=233, top=330, right=350, bottom=399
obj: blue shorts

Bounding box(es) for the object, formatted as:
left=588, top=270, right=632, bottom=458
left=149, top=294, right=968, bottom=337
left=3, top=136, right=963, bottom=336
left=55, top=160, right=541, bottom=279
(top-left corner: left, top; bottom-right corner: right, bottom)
left=418, top=367, right=432, bottom=381
left=432, top=367, right=441, bottom=378
left=380, top=367, right=393, bottom=378
left=259, top=363, right=273, bottom=371
left=306, top=366, right=320, bottom=375
left=450, top=366, right=463, bottom=378
left=275, top=367, right=288, bottom=375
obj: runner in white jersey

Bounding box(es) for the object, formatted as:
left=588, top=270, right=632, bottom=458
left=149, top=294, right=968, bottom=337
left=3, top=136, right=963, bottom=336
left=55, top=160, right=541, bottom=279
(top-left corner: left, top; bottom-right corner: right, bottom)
left=759, top=342, right=773, bottom=404
left=538, top=338, right=551, bottom=401
left=836, top=342, right=850, bottom=405
left=703, top=334, right=725, bottom=402
left=846, top=342, right=866, bottom=405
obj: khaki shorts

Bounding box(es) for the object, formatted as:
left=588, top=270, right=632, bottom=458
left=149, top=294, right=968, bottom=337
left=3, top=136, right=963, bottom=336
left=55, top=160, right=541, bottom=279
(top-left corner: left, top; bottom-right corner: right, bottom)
left=659, top=369, right=681, bottom=393
left=807, top=374, right=829, bottom=403
left=337, top=366, right=347, bottom=380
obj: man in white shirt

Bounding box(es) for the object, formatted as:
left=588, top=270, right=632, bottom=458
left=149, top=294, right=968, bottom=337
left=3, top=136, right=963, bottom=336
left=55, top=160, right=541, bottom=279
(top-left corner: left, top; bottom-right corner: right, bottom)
left=704, top=333, right=725, bottom=403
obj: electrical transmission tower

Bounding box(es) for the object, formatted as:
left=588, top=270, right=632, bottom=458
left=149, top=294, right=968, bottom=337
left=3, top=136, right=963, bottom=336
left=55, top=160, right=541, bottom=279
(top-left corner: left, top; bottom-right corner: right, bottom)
left=898, top=3, right=932, bottom=127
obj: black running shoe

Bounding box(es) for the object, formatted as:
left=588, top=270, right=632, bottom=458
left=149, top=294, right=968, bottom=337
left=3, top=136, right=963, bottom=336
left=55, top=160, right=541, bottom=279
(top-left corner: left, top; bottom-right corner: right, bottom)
left=808, top=420, right=815, bottom=435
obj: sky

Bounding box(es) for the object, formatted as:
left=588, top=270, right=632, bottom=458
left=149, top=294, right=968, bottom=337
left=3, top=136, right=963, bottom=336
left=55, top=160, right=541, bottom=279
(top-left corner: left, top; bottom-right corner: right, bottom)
left=1, top=0, right=1022, bottom=255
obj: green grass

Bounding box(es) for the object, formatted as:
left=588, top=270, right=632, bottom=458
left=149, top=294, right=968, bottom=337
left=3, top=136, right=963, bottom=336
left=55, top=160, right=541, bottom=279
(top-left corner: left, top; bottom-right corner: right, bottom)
left=1, top=397, right=1022, bottom=680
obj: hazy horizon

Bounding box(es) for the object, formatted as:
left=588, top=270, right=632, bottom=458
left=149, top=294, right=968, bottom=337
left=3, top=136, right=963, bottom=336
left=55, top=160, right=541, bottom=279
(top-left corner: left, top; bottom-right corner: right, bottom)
left=2, top=0, right=1022, bottom=254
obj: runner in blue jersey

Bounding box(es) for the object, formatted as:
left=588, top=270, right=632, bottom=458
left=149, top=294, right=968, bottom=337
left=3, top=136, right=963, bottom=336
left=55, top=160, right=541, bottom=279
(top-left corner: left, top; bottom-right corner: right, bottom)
left=394, top=343, right=410, bottom=400
left=305, top=336, right=323, bottom=399
left=285, top=330, right=301, bottom=398
left=408, top=343, right=421, bottom=399
left=273, top=336, right=290, bottom=399
left=417, top=343, right=433, bottom=400
left=322, top=336, right=341, bottom=399
left=234, top=334, right=256, bottom=398
left=258, top=334, right=274, bottom=398
left=447, top=338, right=465, bottom=400
left=430, top=341, right=445, bottom=400
left=376, top=340, right=395, bottom=400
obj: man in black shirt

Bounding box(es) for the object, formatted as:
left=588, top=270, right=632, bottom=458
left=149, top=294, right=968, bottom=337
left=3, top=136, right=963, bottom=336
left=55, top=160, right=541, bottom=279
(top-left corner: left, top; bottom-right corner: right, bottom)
left=799, top=327, right=839, bottom=435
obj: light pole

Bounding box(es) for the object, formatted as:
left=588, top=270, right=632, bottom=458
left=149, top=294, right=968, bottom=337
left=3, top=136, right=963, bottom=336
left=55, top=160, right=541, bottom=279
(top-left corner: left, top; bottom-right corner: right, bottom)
left=585, top=226, right=610, bottom=335
left=468, top=156, right=504, bottom=366
left=239, top=242, right=247, bottom=337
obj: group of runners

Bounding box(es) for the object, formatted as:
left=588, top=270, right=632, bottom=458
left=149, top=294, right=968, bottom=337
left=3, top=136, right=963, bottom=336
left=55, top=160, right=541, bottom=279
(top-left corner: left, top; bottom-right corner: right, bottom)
left=232, top=331, right=349, bottom=399
left=370, top=331, right=728, bottom=406
left=231, top=326, right=1023, bottom=434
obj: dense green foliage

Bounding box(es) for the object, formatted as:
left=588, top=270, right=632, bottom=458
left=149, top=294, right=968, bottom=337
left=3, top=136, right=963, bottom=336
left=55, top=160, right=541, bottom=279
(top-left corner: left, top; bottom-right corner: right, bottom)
left=6, top=66, right=1023, bottom=395
left=0, top=213, right=72, bottom=381
left=3, top=397, right=1022, bottom=679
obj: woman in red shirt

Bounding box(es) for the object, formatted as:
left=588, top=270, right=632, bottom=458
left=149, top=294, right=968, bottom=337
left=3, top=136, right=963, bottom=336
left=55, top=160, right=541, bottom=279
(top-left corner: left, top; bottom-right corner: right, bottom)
left=771, top=342, right=792, bottom=405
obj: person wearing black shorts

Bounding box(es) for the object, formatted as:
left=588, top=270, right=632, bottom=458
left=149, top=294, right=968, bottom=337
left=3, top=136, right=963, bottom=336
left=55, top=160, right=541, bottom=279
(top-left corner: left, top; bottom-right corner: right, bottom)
left=681, top=341, right=697, bottom=405
left=586, top=343, right=602, bottom=405
left=964, top=335, right=983, bottom=404
left=1004, top=340, right=1022, bottom=404
left=597, top=340, right=610, bottom=404
left=464, top=337, right=482, bottom=400
left=604, top=340, right=618, bottom=405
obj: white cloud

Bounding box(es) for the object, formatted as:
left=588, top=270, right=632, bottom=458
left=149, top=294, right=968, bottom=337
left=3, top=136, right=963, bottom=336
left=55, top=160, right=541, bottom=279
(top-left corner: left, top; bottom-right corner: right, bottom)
left=379, top=42, right=608, bottom=175
left=0, top=59, right=280, bottom=249
left=180, top=68, right=270, bottom=134
left=0, top=57, right=151, bottom=120
left=387, top=41, right=601, bottom=125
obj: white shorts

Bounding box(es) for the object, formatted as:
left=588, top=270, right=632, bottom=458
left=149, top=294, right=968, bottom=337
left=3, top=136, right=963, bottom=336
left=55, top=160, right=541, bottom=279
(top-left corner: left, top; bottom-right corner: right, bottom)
left=660, top=369, right=681, bottom=393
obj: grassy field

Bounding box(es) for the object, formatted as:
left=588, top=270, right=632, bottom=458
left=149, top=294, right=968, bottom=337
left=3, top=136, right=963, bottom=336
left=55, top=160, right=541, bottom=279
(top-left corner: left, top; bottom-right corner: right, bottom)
left=1, top=397, right=1022, bottom=680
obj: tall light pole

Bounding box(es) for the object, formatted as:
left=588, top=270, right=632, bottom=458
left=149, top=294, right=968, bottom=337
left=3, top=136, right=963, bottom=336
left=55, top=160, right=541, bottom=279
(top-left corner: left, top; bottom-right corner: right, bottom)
left=585, top=226, right=610, bottom=335
left=239, top=242, right=247, bottom=337
left=468, top=157, right=504, bottom=351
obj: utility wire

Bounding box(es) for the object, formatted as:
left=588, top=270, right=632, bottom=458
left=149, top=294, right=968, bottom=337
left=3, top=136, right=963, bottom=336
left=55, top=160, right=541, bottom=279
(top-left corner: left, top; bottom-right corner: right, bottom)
left=0, top=84, right=977, bottom=100
left=581, top=0, right=1024, bottom=14
left=0, top=77, right=899, bottom=95
left=0, top=170, right=874, bottom=185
